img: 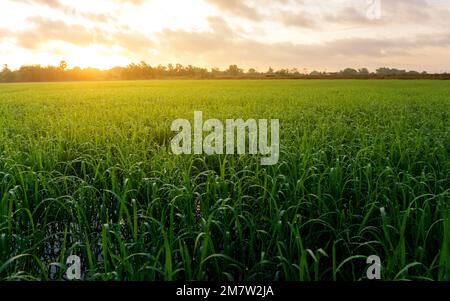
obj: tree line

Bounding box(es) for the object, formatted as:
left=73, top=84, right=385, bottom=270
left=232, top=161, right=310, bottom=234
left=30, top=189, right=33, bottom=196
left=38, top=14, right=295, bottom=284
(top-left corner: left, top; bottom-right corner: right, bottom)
left=1, top=61, right=449, bottom=82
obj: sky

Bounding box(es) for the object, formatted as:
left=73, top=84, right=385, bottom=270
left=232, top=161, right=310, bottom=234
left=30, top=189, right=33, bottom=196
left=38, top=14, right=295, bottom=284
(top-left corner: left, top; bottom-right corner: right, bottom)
left=1, top=0, right=450, bottom=72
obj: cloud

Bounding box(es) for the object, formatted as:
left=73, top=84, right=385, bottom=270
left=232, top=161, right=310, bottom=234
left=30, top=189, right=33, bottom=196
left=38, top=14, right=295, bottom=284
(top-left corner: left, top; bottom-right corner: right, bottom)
left=382, top=0, right=431, bottom=21
left=16, top=17, right=97, bottom=48
left=14, top=16, right=155, bottom=56
left=3, top=0, right=450, bottom=71
left=16, top=0, right=64, bottom=9
left=18, top=0, right=145, bottom=8
left=157, top=16, right=237, bottom=53
left=274, top=0, right=443, bottom=29
left=325, top=0, right=438, bottom=27
left=205, top=0, right=262, bottom=20
left=280, top=11, right=317, bottom=28
left=116, top=0, right=145, bottom=5
left=113, top=30, right=155, bottom=52
left=0, top=28, right=11, bottom=41
left=155, top=16, right=450, bottom=69
left=15, top=0, right=116, bottom=24
left=204, top=0, right=435, bottom=30
left=325, top=6, right=380, bottom=26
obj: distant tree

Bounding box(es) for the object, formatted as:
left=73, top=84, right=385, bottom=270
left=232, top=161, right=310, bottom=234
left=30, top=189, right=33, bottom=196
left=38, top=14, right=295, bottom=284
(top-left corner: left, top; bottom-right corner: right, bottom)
left=186, top=65, right=195, bottom=76
left=407, top=70, right=420, bottom=76
left=358, top=68, right=370, bottom=76
left=156, top=64, right=166, bottom=74
left=175, top=63, right=184, bottom=74
left=290, top=68, right=300, bottom=75
left=275, top=68, right=289, bottom=76
left=59, top=60, right=67, bottom=71
left=376, top=67, right=389, bottom=76
left=376, top=67, right=406, bottom=76
left=0, top=61, right=445, bottom=82
left=211, top=67, right=221, bottom=76
left=107, top=66, right=123, bottom=80
left=0, top=64, right=13, bottom=82
left=167, top=63, right=175, bottom=75
left=227, top=65, right=243, bottom=76
left=341, top=68, right=358, bottom=76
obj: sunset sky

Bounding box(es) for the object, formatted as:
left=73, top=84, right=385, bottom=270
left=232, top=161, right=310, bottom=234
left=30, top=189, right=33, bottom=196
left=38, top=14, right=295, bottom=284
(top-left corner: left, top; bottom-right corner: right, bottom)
left=1, top=0, right=450, bottom=72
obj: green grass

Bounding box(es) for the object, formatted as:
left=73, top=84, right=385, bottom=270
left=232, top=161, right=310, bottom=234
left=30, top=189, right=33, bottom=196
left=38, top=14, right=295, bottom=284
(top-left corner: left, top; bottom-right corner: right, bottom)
left=0, top=80, right=449, bottom=281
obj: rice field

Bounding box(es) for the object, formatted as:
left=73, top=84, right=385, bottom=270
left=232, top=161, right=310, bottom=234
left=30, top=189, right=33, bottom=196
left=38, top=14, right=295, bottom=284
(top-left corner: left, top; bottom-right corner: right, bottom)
left=0, top=80, right=449, bottom=281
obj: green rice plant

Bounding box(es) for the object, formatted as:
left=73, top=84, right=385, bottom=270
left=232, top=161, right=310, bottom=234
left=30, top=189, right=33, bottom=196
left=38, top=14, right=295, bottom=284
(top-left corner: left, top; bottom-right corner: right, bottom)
left=0, top=80, right=448, bottom=281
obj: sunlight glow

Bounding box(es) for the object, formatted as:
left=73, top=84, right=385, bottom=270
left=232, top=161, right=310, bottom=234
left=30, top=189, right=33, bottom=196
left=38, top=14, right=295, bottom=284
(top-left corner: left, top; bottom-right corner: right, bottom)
left=1, top=0, right=450, bottom=72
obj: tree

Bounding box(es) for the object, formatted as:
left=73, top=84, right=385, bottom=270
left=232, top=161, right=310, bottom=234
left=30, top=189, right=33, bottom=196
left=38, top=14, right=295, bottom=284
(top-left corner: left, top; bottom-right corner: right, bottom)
left=175, top=63, right=184, bottom=74
left=186, top=65, right=195, bottom=76
left=227, top=65, right=243, bottom=76
left=0, top=61, right=441, bottom=82
left=275, top=68, right=289, bottom=76
left=358, top=68, right=370, bottom=76
left=376, top=67, right=406, bottom=76
left=167, top=63, right=174, bottom=75
left=341, top=68, right=358, bottom=76
left=407, top=70, right=420, bottom=76
left=0, top=64, right=13, bottom=82
left=59, top=60, right=67, bottom=71
left=290, top=68, right=300, bottom=75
